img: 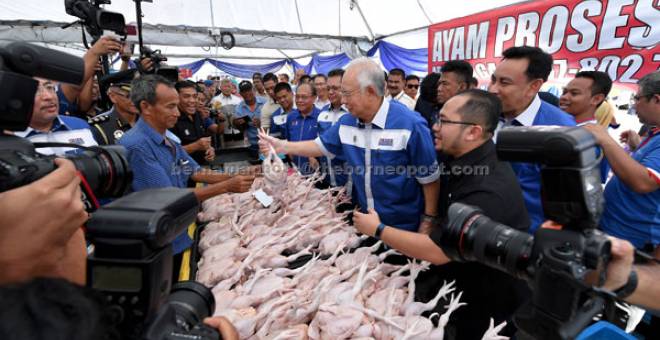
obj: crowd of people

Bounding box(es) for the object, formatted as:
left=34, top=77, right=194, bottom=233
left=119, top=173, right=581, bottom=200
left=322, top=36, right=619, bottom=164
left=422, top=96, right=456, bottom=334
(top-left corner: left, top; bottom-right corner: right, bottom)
left=0, top=33, right=658, bottom=340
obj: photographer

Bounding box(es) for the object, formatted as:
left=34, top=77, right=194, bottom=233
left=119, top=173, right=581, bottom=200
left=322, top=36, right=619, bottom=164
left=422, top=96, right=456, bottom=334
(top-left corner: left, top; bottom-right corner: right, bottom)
left=353, top=90, right=529, bottom=339
left=58, top=36, right=122, bottom=116
left=582, top=71, right=659, bottom=250
left=602, top=237, right=660, bottom=311
left=0, top=159, right=87, bottom=285
left=118, top=75, right=255, bottom=265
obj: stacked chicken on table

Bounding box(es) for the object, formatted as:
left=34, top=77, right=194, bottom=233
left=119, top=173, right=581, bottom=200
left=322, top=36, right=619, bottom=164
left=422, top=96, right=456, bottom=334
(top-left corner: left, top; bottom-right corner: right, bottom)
left=195, top=152, right=498, bottom=339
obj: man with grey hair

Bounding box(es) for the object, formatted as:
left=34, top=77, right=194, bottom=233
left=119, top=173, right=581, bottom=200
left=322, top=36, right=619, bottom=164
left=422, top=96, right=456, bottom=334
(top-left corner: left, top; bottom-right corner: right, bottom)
left=583, top=70, right=660, bottom=250
left=119, top=75, right=255, bottom=268
left=260, top=58, right=440, bottom=233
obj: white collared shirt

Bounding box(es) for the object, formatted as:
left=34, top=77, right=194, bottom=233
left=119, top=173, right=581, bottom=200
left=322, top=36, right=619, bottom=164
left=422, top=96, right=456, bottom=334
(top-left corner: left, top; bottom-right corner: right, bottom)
left=386, top=91, right=416, bottom=111
left=494, top=94, right=542, bottom=142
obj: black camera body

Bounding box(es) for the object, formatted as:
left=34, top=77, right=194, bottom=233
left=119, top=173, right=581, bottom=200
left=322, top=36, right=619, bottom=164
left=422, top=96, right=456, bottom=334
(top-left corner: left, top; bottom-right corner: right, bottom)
left=86, top=188, right=220, bottom=340
left=138, top=46, right=179, bottom=83
left=65, top=0, right=126, bottom=40
left=441, top=126, right=613, bottom=340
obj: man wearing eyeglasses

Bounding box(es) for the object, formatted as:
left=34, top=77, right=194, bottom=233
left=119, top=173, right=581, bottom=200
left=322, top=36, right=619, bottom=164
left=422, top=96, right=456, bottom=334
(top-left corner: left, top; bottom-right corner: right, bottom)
left=352, top=90, right=529, bottom=339
left=582, top=71, right=660, bottom=251
left=281, top=83, right=321, bottom=175
left=317, top=69, right=350, bottom=188
left=14, top=78, right=97, bottom=155
left=260, top=58, right=440, bottom=233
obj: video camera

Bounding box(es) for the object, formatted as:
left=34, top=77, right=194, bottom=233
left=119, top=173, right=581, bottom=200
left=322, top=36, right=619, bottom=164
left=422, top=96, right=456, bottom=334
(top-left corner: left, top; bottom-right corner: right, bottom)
left=87, top=188, right=222, bottom=340
left=439, top=126, right=612, bottom=340
left=139, top=46, right=179, bottom=83
left=65, top=0, right=126, bottom=41
left=0, top=42, right=131, bottom=209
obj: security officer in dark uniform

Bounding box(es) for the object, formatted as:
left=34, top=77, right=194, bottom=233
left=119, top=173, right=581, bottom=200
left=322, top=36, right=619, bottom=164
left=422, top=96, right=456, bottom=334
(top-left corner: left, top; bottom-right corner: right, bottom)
left=89, top=70, right=138, bottom=145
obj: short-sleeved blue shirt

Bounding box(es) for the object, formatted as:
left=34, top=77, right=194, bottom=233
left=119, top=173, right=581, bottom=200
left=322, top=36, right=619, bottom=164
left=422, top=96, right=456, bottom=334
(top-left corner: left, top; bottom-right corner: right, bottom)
left=316, top=100, right=439, bottom=231
left=234, top=97, right=266, bottom=149
left=119, top=118, right=200, bottom=254
left=270, top=106, right=295, bottom=138
left=600, top=128, right=660, bottom=248
left=283, top=107, right=321, bottom=175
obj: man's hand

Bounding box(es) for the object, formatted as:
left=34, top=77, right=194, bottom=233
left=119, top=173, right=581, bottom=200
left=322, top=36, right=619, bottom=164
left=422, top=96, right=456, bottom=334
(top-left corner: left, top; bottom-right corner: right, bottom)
left=309, top=157, right=319, bottom=170
left=89, top=36, right=122, bottom=57
left=203, top=316, right=239, bottom=340
left=204, top=147, right=215, bottom=162
left=196, top=137, right=211, bottom=151
left=418, top=219, right=434, bottom=235
left=620, top=130, right=641, bottom=151
left=224, top=174, right=256, bottom=193
left=140, top=57, right=155, bottom=73
left=582, top=123, right=612, bottom=145
left=0, top=159, right=88, bottom=284
left=601, top=237, right=635, bottom=291
left=258, top=129, right=287, bottom=155
left=352, top=208, right=382, bottom=237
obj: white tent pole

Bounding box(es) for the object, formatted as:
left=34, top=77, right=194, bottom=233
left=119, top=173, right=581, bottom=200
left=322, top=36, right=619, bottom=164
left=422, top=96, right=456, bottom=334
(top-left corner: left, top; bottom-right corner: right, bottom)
left=416, top=0, right=433, bottom=24
left=294, top=0, right=304, bottom=33
left=208, top=0, right=219, bottom=56
left=338, top=0, right=341, bottom=36
left=351, top=0, right=374, bottom=41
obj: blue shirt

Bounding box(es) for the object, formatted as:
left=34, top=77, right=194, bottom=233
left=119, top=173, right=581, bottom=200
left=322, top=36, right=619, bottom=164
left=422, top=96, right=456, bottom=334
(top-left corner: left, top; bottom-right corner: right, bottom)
left=283, top=107, right=321, bottom=175
left=119, top=118, right=200, bottom=254
left=317, top=104, right=350, bottom=187
left=600, top=129, right=660, bottom=248
left=316, top=100, right=439, bottom=231
left=15, top=115, right=95, bottom=155
left=504, top=99, right=576, bottom=232
left=270, top=106, right=295, bottom=138
left=234, top=97, right=266, bottom=148
left=57, top=88, right=78, bottom=116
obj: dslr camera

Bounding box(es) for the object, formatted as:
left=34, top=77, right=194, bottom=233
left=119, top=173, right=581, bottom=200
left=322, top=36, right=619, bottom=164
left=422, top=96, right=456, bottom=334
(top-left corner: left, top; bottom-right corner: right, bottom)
left=87, top=188, right=222, bottom=340
left=0, top=42, right=131, bottom=209
left=439, top=126, right=613, bottom=340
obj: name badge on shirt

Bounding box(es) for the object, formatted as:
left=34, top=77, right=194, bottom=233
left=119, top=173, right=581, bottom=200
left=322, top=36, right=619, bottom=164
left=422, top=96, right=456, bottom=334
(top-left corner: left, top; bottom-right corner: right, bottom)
left=378, top=138, right=394, bottom=146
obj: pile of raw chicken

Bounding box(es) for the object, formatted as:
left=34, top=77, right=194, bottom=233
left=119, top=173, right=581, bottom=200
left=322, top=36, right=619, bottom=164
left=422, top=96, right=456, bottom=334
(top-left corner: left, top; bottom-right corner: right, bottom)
left=196, top=151, right=507, bottom=339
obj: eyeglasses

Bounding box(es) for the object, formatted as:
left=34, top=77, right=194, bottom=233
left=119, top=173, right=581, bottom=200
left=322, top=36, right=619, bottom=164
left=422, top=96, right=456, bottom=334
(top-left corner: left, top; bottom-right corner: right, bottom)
left=406, top=84, right=420, bottom=89
left=340, top=88, right=359, bottom=98
left=436, top=119, right=477, bottom=126
left=36, top=83, right=57, bottom=95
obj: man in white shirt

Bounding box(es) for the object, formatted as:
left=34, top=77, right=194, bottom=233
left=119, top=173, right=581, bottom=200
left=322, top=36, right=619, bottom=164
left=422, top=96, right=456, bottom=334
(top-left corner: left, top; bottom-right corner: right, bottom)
left=211, top=78, right=242, bottom=107
left=259, top=72, right=281, bottom=130
left=313, top=74, right=330, bottom=109
left=385, top=68, right=416, bottom=110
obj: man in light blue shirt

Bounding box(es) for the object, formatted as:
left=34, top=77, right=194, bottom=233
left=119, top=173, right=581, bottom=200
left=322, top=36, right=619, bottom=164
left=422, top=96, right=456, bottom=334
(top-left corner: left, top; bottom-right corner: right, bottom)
left=233, top=80, right=266, bottom=160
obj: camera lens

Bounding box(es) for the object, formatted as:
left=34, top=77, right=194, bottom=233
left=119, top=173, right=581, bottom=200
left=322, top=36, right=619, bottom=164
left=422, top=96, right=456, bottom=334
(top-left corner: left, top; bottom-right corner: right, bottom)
left=440, top=203, right=534, bottom=280
left=66, top=145, right=132, bottom=198
left=167, top=281, right=215, bottom=326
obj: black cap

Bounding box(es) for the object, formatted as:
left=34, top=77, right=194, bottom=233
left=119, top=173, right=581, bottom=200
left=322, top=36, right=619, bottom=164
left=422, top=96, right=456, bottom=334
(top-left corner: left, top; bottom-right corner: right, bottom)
left=100, top=69, right=137, bottom=92
left=239, top=80, right=253, bottom=92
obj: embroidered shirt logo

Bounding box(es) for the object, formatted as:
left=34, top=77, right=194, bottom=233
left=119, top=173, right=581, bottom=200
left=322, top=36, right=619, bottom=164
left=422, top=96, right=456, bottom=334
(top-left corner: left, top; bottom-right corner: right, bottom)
left=378, top=138, right=393, bottom=146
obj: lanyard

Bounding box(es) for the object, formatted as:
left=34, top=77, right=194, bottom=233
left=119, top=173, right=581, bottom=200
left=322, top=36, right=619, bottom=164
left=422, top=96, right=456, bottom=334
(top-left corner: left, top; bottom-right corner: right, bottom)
left=637, top=128, right=659, bottom=150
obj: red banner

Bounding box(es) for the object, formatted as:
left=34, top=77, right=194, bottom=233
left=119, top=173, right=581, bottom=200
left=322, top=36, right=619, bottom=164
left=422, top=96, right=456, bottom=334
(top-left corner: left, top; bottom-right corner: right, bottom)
left=428, top=0, right=659, bottom=88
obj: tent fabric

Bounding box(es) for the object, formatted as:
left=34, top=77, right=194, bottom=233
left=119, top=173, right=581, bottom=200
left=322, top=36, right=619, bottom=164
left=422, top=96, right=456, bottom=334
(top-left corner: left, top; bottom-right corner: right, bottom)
left=367, top=41, right=427, bottom=74
left=206, top=58, right=288, bottom=79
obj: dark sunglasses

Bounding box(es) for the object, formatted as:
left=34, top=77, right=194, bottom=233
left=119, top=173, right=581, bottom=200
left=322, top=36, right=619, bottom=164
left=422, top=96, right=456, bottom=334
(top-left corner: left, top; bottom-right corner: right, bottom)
left=406, top=84, right=420, bottom=89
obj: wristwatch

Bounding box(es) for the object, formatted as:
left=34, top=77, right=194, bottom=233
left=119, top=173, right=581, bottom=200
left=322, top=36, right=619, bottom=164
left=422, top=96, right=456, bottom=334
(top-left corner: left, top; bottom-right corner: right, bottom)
left=374, top=223, right=386, bottom=240
left=421, top=213, right=439, bottom=225
left=614, top=270, right=638, bottom=299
